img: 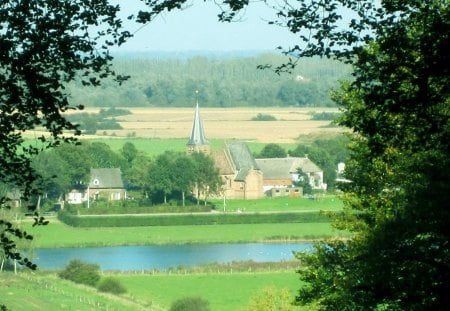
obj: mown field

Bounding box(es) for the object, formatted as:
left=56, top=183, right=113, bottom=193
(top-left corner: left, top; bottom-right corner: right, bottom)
left=27, top=107, right=344, bottom=145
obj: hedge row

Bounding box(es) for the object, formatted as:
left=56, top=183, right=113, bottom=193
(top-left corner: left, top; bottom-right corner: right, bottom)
left=57, top=210, right=331, bottom=227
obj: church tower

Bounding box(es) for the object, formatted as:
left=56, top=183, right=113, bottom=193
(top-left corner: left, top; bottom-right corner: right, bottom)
left=187, top=94, right=210, bottom=154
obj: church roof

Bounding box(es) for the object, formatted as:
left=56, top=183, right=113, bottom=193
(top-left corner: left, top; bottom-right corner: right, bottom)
left=187, top=101, right=208, bottom=146
left=228, top=143, right=260, bottom=181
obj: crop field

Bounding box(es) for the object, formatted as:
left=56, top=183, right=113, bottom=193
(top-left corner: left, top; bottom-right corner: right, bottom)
left=67, top=107, right=344, bottom=144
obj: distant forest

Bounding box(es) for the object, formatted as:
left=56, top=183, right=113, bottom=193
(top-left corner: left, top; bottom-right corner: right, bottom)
left=67, top=53, right=352, bottom=108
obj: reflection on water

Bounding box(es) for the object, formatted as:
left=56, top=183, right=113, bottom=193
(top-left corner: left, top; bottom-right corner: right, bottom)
left=35, top=243, right=312, bottom=271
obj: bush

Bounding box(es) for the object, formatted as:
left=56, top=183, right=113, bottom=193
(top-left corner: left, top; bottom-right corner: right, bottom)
left=310, top=111, right=341, bottom=121
left=57, top=210, right=332, bottom=227
left=58, top=259, right=101, bottom=287
left=97, top=277, right=127, bottom=295
left=251, top=113, right=277, bottom=121
left=241, top=287, right=296, bottom=311
left=170, top=297, right=210, bottom=311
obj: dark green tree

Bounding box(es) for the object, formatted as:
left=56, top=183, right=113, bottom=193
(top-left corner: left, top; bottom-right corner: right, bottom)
left=257, top=143, right=287, bottom=158
left=285, top=2, right=448, bottom=310
left=294, top=169, right=313, bottom=196
left=85, top=142, right=126, bottom=169
left=121, top=142, right=138, bottom=165
left=123, top=154, right=152, bottom=193
left=191, top=152, right=222, bottom=205
left=32, top=151, right=73, bottom=200
left=147, top=151, right=177, bottom=204
left=171, top=154, right=195, bottom=207
left=0, top=0, right=130, bottom=278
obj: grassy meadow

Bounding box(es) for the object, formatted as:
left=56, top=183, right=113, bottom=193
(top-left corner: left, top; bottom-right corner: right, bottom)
left=117, top=270, right=303, bottom=311
left=25, top=220, right=344, bottom=248
left=1, top=269, right=318, bottom=311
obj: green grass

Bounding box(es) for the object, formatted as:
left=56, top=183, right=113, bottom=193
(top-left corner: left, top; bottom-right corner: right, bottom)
left=210, top=195, right=343, bottom=212
left=25, top=220, right=345, bottom=248
left=117, top=271, right=302, bottom=311
left=1, top=270, right=314, bottom=311
left=0, top=272, right=154, bottom=311
left=86, top=138, right=296, bottom=158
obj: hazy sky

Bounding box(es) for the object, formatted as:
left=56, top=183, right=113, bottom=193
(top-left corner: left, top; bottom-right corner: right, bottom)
left=114, top=1, right=299, bottom=52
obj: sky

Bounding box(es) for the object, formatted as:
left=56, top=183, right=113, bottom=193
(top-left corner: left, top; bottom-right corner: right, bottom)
left=113, top=1, right=299, bottom=53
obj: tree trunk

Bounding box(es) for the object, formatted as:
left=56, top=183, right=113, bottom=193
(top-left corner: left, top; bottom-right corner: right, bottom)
left=182, top=191, right=185, bottom=207
left=164, top=194, right=167, bottom=204
left=36, top=195, right=41, bottom=211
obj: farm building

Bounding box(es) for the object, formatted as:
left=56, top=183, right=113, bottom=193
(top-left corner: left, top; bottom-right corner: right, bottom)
left=66, top=168, right=126, bottom=204
left=88, top=168, right=126, bottom=201
left=255, top=157, right=326, bottom=195
left=186, top=102, right=324, bottom=199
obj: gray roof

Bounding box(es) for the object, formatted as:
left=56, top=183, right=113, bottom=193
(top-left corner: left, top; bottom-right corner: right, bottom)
left=187, top=102, right=208, bottom=146
left=89, top=168, right=124, bottom=189
left=255, top=157, right=322, bottom=180
left=227, top=143, right=260, bottom=181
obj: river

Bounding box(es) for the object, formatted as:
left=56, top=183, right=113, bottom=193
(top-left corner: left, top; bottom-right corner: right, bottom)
left=35, top=243, right=312, bottom=271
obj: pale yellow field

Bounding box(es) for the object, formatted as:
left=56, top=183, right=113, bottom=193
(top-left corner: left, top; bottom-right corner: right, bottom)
left=108, top=107, right=343, bottom=143
left=30, top=107, right=346, bottom=143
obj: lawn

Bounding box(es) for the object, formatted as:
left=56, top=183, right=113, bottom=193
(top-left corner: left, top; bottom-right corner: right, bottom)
left=209, top=195, right=343, bottom=212
left=24, top=220, right=344, bottom=248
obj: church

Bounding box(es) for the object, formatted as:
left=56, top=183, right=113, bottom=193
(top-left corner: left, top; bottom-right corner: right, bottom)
left=186, top=102, right=325, bottom=199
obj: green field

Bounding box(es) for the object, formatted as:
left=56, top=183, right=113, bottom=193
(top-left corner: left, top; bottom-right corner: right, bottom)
left=0, top=272, right=153, bottom=311
left=87, top=138, right=296, bottom=158
left=209, top=195, right=343, bottom=212
left=25, top=220, right=344, bottom=248
left=0, top=270, right=314, bottom=311
left=117, top=271, right=302, bottom=311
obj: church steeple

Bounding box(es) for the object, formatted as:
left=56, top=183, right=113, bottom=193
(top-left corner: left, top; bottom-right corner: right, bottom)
left=187, top=92, right=210, bottom=154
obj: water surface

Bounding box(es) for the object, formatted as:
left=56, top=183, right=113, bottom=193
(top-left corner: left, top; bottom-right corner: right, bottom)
left=36, top=243, right=312, bottom=271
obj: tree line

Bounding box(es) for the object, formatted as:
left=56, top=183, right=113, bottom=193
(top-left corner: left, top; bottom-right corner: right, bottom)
left=66, top=54, right=351, bottom=108
left=31, top=141, right=222, bottom=208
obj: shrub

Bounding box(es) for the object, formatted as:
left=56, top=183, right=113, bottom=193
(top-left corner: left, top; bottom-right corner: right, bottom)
left=310, top=111, right=341, bottom=121
left=169, top=297, right=210, bottom=311
left=57, top=210, right=331, bottom=227
left=241, top=287, right=296, bottom=311
left=97, top=277, right=127, bottom=295
left=251, top=113, right=277, bottom=121
left=58, top=259, right=101, bottom=287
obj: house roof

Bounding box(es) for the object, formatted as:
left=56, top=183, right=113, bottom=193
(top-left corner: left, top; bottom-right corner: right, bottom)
left=187, top=101, right=208, bottom=146
left=89, top=168, right=124, bottom=189
left=255, top=157, right=322, bottom=180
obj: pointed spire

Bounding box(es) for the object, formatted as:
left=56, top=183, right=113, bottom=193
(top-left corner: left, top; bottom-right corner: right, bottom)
left=187, top=91, right=208, bottom=146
